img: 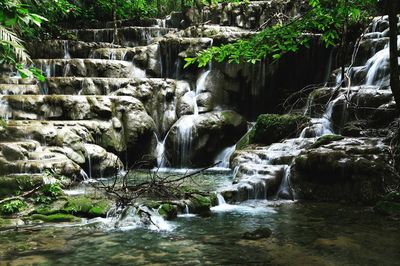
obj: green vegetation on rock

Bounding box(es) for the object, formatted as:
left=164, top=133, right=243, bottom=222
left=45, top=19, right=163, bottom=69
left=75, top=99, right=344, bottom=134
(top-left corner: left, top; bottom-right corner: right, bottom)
left=189, top=195, right=211, bottom=215
left=250, top=114, right=309, bottom=145
left=374, top=201, right=400, bottom=216
left=30, top=213, right=81, bottom=223
left=0, top=175, right=43, bottom=198
left=158, top=203, right=178, bottom=220
left=0, top=199, right=27, bottom=215
left=311, top=135, right=344, bottom=148
left=63, top=196, right=110, bottom=218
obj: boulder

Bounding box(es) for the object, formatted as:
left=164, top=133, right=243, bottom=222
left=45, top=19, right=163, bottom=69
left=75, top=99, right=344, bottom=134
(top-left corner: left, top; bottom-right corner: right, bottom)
left=164, top=110, right=247, bottom=167
left=251, top=114, right=309, bottom=145
left=292, top=138, right=397, bottom=203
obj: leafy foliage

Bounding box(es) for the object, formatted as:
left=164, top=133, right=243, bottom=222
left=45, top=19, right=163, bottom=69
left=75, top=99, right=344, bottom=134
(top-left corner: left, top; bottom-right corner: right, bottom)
left=0, top=0, right=46, bottom=81
left=0, top=199, right=27, bottom=215
left=185, top=0, right=378, bottom=67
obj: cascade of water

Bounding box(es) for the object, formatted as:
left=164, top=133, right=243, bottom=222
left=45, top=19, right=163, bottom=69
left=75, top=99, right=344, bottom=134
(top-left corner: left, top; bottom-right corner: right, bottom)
left=131, top=61, right=146, bottom=78
left=110, top=50, right=116, bottom=60
left=195, top=70, right=211, bottom=95
left=88, top=154, right=92, bottom=179
left=175, top=115, right=196, bottom=167
left=183, top=204, right=189, bottom=214
left=214, top=145, right=236, bottom=168
left=276, top=165, right=293, bottom=200
left=216, top=193, right=226, bottom=205
left=80, top=169, right=89, bottom=181
left=365, top=37, right=400, bottom=86
left=63, top=40, right=71, bottom=59
left=0, top=95, right=9, bottom=120
left=101, top=205, right=175, bottom=231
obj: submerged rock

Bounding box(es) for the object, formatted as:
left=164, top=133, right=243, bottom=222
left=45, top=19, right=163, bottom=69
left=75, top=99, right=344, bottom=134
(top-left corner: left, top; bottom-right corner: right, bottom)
left=374, top=191, right=400, bottom=216
left=242, top=227, right=272, bottom=240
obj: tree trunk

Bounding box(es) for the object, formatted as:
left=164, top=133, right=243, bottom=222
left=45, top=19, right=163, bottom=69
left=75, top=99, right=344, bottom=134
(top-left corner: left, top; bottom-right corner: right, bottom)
left=388, top=1, right=400, bottom=112
left=157, top=0, right=161, bottom=17
left=113, top=0, right=118, bottom=45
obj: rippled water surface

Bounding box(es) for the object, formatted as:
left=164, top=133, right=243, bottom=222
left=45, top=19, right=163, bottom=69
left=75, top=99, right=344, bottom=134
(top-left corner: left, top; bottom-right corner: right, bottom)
left=1, top=173, right=399, bottom=266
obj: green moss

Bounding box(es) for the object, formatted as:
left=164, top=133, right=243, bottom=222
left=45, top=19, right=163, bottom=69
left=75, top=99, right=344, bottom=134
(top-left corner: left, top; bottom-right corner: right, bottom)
left=33, top=199, right=68, bottom=215
left=383, top=191, right=400, bottom=203
left=250, top=114, right=309, bottom=145
left=374, top=201, right=400, bottom=216
left=30, top=213, right=81, bottom=223
left=312, top=134, right=344, bottom=148
left=143, top=200, right=161, bottom=209
left=0, top=217, right=12, bottom=226
left=158, top=203, right=177, bottom=220
left=190, top=195, right=211, bottom=215
left=63, top=196, right=110, bottom=218
left=0, top=118, right=7, bottom=129
left=210, top=193, right=218, bottom=207
left=43, top=95, right=65, bottom=105
left=0, top=199, right=27, bottom=215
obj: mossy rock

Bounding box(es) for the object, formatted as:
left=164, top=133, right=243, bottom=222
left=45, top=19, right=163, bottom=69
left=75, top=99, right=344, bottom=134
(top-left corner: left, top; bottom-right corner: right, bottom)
left=250, top=114, right=309, bottom=145
left=189, top=195, right=211, bottom=215
left=33, top=199, right=68, bottom=215
left=0, top=175, right=43, bottom=199
left=383, top=191, right=400, bottom=203
left=210, top=193, right=218, bottom=207
left=0, top=118, right=7, bottom=129
left=30, top=213, right=81, bottom=223
left=311, top=134, right=344, bottom=148
left=63, top=196, right=111, bottom=218
left=374, top=201, right=400, bottom=216
left=0, top=217, right=12, bottom=227
left=143, top=200, right=161, bottom=209
left=158, top=203, right=178, bottom=220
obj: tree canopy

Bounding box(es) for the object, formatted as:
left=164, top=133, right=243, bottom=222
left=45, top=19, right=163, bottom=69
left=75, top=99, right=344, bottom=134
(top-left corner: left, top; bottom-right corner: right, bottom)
left=184, top=0, right=378, bottom=68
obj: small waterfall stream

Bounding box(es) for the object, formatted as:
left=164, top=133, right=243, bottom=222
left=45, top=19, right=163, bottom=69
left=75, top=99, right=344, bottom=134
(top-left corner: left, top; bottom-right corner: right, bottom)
left=0, top=95, right=10, bottom=120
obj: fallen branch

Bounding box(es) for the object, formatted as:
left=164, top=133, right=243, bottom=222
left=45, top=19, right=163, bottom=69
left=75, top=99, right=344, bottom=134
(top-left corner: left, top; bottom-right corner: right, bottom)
left=0, top=185, right=43, bottom=205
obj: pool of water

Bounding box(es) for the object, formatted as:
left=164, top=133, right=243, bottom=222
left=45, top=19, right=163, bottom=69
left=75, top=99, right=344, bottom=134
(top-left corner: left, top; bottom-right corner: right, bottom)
left=0, top=173, right=399, bottom=265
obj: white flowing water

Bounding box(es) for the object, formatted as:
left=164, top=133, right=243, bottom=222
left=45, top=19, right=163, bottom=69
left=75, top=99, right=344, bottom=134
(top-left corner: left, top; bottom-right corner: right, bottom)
left=365, top=37, right=400, bottom=86
left=195, top=70, right=210, bottom=95
left=175, top=115, right=196, bottom=167
left=0, top=95, right=9, bottom=120
left=94, top=206, right=176, bottom=232
left=213, top=145, right=236, bottom=169
left=63, top=40, right=71, bottom=59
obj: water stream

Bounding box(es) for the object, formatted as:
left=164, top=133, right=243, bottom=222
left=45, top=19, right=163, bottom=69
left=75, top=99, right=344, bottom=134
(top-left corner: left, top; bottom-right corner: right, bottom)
left=1, top=199, right=399, bottom=265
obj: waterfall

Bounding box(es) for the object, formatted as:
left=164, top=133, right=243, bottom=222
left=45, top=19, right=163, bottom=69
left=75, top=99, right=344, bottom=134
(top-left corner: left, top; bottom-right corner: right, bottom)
left=155, top=132, right=167, bottom=168
left=0, top=95, right=9, bottom=120
left=216, top=193, right=226, bottom=205
left=195, top=70, right=210, bottom=95
left=214, top=145, right=236, bottom=168
left=175, top=115, right=196, bottom=167
left=171, top=71, right=211, bottom=167
left=63, top=40, right=71, bottom=59
left=183, top=204, right=189, bottom=214
left=276, top=165, right=293, bottom=200
left=87, top=153, right=92, bottom=180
